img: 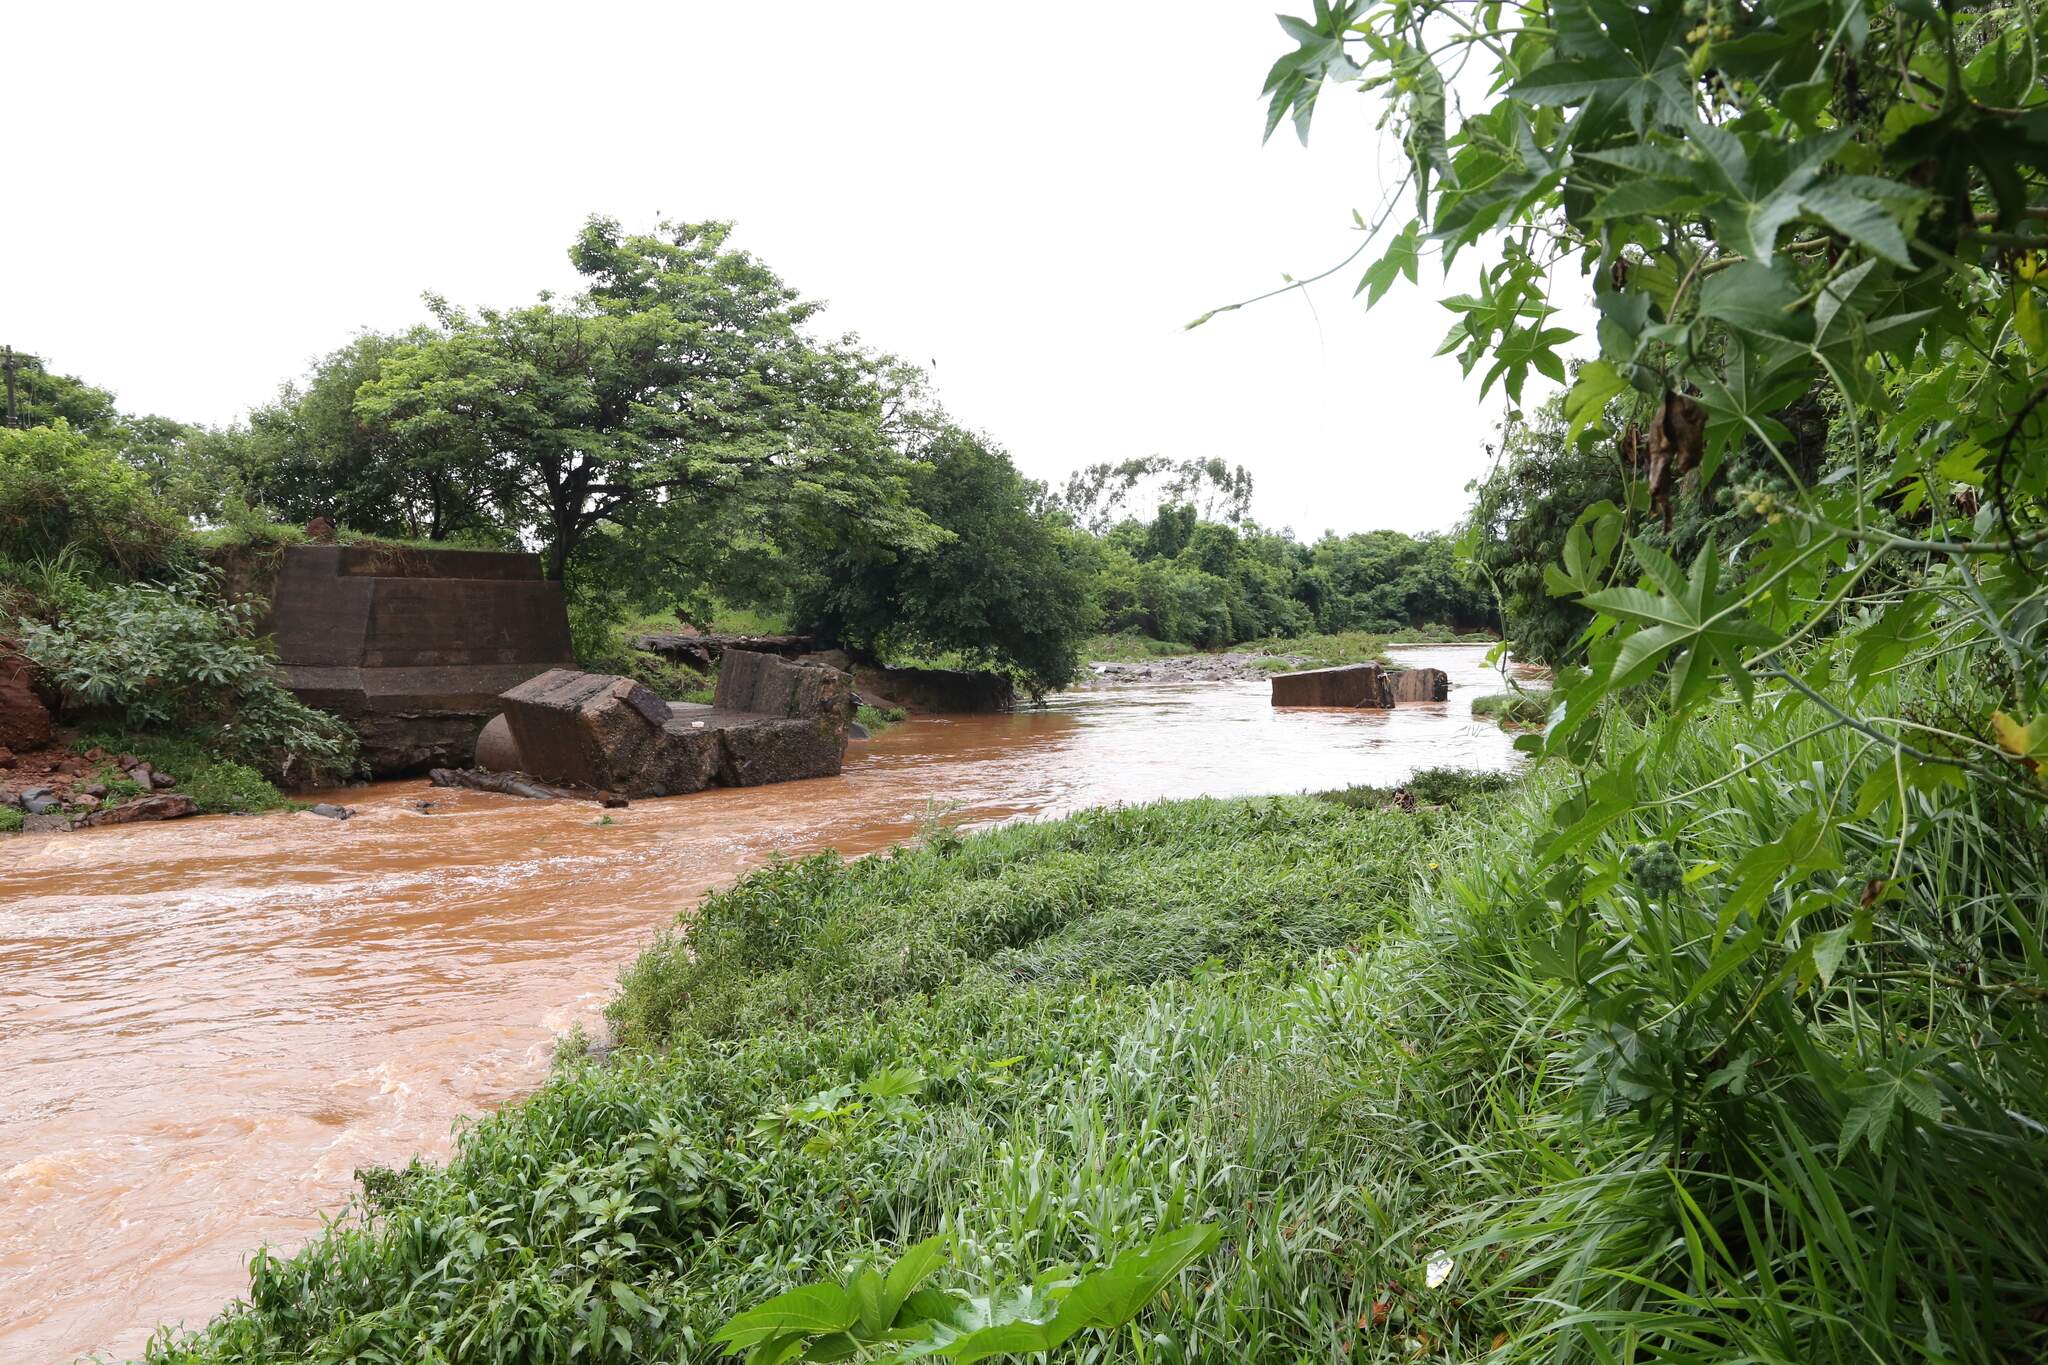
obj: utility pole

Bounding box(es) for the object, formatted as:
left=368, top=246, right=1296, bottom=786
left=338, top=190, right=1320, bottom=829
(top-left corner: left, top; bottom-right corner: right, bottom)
left=2, top=346, right=41, bottom=428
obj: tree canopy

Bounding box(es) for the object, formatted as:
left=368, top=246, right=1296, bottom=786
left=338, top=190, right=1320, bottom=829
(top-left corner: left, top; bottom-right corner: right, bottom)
left=356, top=218, right=929, bottom=581
left=795, top=425, right=1101, bottom=693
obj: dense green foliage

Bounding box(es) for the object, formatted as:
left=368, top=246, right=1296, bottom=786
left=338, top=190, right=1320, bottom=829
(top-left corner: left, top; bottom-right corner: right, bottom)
left=795, top=426, right=1101, bottom=693
left=0, top=423, right=186, bottom=580
left=1085, top=505, right=1491, bottom=650
left=145, top=788, right=1495, bottom=1364
left=19, top=574, right=358, bottom=783
left=1238, top=0, right=2048, bottom=1357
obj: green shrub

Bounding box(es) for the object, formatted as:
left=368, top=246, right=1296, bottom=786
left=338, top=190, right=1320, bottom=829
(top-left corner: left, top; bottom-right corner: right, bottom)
left=75, top=732, right=300, bottom=814
left=22, top=574, right=357, bottom=783
left=1080, top=631, right=1197, bottom=662
left=1234, top=629, right=1389, bottom=668
left=0, top=422, right=188, bottom=578
left=1318, top=764, right=1516, bottom=811
left=855, top=702, right=908, bottom=732
left=0, top=807, right=22, bottom=834
left=1470, top=689, right=1550, bottom=726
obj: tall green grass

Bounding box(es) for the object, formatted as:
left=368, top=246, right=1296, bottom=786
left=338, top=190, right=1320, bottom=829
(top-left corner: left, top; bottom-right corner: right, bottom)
left=143, top=679, right=2048, bottom=1363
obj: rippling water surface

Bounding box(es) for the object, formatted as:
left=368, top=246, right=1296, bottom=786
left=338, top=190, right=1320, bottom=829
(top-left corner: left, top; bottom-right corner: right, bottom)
left=0, top=646, right=1524, bottom=1361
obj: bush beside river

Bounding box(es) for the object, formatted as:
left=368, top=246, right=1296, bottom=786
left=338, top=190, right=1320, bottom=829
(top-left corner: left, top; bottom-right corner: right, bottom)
left=142, top=673, right=2048, bottom=1363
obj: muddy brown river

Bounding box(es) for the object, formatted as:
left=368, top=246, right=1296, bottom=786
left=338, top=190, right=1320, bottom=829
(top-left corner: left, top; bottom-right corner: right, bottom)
left=0, top=646, right=1523, bottom=1362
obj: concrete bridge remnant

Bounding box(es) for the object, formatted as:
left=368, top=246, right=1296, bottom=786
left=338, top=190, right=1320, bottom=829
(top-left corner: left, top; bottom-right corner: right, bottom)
left=1270, top=662, right=1449, bottom=708
left=475, top=649, right=852, bottom=798
left=262, top=545, right=575, bottom=775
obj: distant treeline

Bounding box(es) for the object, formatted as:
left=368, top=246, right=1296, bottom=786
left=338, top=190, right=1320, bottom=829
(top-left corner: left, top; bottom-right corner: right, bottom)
left=3, top=219, right=1493, bottom=697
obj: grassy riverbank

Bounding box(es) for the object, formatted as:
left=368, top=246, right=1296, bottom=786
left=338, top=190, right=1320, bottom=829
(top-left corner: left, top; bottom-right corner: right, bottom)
left=143, top=686, right=2048, bottom=1363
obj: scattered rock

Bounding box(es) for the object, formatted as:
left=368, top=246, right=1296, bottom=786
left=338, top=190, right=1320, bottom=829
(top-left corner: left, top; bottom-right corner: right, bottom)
left=20, top=787, right=58, bottom=815
left=1081, top=652, right=1308, bottom=688
left=308, top=803, right=353, bottom=820
left=847, top=720, right=871, bottom=740
left=148, top=771, right=177, bottom=789
left=129, top=764, right=155, bottom=788
left=78, top=793, right=199, bottom=826
left=82, top=782, right=108, bottom=799
left=71, top=794, right=101, bottom=812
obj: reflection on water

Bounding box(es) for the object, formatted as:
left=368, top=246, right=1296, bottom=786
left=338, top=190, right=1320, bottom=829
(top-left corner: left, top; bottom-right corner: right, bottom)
left=0, top=646, right=1522, bottom=1361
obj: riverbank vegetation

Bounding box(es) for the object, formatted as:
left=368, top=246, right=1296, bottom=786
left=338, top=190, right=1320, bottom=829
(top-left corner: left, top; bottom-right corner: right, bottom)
left=144, top=773, right=1513, bottom=1363
left=1468, top=690, right=1551, bottom=728
left=145, top=640, right=2048, bottom=1364
left=33, top=0, right=2048, bottom=1355
left=5, top=241, right=1495, bottom=728
left=0, top=424, right=353, bottom=817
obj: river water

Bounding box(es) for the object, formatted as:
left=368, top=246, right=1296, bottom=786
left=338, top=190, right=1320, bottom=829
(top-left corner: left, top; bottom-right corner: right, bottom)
left=0, top=646, right=1523, bottom=1363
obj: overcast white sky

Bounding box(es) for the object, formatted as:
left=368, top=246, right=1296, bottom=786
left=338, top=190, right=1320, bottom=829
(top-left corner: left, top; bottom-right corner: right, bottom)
left=5, top=2, right=1564, bottom=539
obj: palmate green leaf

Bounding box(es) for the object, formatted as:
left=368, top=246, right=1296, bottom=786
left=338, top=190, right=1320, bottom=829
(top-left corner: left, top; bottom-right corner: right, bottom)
left=1513, top=0, right=1693, bottom=131
left=1356, top=221, right=1422, bottom=307
left=1698, top=263, right=1815, bottom=343
left=1563, top=359, right=1632, bottom=440
left=714, top=1284, right=857, bottom=1352
left=1480, top=324, right=1579, bottom=402
left=1580, top=536, right=1779, bottom=705
left=1694, top=341, right=1812, bottom=474
left=1261, top=1, right=1366, bottom=144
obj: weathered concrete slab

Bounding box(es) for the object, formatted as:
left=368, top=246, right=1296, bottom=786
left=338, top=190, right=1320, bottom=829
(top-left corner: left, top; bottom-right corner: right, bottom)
left=1386, top=667, right=1450, bottom=704
left=499, top=669, right=672, bottom=792
left=479, top=651, right=852, bottom=797
left=261, top=545, right=575, bottom=775
left=1271, top=663, right=1392, bottom=708
left=716, top=647, right=848, bottom=717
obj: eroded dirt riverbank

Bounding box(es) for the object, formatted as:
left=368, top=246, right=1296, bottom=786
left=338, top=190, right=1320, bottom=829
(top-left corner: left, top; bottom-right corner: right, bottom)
left=0, top=646, right=1524, bottom=1362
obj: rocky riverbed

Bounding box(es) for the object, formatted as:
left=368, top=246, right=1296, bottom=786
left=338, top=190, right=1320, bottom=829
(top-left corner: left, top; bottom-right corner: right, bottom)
left=1076, top=651, right=1309, bottom=687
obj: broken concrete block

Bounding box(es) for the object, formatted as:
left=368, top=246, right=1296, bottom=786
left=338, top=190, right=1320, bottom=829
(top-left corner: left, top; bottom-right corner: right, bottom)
left=714, top=649, right=851, bottom=718
left=1386, top=667, right=1450, bottom=703
left=499, top=669, right=671, bottom=792
left=1270, top=663, right=1392, bottom=708
left=483, top=652, right=854, bottom=799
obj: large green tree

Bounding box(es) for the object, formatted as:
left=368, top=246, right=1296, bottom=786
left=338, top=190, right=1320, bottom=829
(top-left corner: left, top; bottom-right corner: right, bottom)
left=794, top=425, right=1099, bottom=692
left=1, top=356, right=118, bottom=436
left=358, top=219, right=925, bottom=581
left=241, top=330, right=508, bottom=542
